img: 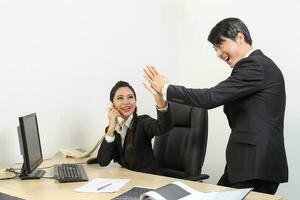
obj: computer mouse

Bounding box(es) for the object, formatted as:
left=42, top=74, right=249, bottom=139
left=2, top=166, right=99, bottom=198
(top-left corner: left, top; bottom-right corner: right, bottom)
left=86, top=157, right=98, bottom=164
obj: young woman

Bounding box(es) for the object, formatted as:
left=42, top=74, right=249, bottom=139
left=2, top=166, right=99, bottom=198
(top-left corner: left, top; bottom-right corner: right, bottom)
left=96, top=81, right=172, bottom=175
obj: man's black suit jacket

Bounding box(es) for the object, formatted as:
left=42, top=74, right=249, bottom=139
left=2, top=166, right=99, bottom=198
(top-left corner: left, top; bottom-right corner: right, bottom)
left=166, top=50, right=288, bottom=183
left=97, top=109, right=172, bottom=175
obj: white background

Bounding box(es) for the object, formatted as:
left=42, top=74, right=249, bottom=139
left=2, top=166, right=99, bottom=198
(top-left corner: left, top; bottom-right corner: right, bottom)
left=0, top=0, right=299, bottom=199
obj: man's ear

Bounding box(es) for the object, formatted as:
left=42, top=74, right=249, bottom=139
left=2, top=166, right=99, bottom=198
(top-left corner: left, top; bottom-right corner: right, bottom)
left=236, top=32, right=245, bottom=45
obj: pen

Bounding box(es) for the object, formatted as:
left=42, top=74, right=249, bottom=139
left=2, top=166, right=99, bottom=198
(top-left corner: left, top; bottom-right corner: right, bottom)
left=97, top=183, right=112, bottom=191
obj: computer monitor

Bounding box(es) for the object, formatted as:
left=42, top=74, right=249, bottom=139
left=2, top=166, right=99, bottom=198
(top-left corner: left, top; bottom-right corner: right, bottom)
left=17, top=113, right=45, bottom=179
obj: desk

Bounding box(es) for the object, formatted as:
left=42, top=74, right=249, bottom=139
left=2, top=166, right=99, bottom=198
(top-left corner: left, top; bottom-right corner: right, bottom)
left=0, top=154, right=283, bottom=200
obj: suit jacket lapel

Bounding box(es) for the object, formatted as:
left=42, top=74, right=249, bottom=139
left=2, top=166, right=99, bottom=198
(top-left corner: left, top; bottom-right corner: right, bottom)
left=114, top=133, right=127, bottom=167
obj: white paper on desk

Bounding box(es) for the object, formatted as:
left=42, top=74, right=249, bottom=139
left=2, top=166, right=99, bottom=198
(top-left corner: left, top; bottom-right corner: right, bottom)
left=179, top=188, right=253, bottom=200
left=74, top=178, right=130, bottom=193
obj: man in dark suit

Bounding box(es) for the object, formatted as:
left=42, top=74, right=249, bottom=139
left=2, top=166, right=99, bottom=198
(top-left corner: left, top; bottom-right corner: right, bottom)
left=144, top=17, right=288, bottom=194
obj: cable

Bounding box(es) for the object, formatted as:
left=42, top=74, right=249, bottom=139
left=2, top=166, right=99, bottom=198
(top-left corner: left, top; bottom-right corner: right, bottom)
left=41, top=176, right=55, bottom=179
left=7, top=152, right=61, bottom=171
left=0, top=168, right=20, bottom=180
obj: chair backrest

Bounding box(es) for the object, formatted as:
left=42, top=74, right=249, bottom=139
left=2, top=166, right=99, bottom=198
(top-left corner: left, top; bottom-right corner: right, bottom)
left=153, top=102, right=208, bottom=180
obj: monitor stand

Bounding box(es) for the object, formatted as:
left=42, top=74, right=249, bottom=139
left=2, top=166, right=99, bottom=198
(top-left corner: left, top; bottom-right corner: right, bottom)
left=20, top=169, right=46, bottom=180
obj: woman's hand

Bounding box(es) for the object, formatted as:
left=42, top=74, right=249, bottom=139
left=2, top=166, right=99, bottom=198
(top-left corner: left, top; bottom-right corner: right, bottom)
left=106, top=107, right=121, bottom=136
left=143, top=65, right=168, bottom=109
left=144, top=65, right=169, bottom=94
left=143, top=82, right=167, bottom=109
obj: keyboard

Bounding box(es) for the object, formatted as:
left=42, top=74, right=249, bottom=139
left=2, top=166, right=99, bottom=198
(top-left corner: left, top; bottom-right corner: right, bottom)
left=54, top=163, right=88, bottom=183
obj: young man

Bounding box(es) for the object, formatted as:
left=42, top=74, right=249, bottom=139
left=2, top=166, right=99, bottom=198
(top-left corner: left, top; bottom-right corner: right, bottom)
left=144, top=17, right=288, bottom=194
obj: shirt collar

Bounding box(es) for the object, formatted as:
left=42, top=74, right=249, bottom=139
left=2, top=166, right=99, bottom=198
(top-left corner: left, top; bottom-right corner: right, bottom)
left=115, top=114, right=133, bottom=133
left=124, top=114, right=133, bottom=128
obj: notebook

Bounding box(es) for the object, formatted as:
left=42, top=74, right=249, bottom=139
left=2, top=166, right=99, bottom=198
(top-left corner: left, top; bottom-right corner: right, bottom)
left=0, top=192, right=24, bottom=200
left=112, top=187, right=153, bottom=200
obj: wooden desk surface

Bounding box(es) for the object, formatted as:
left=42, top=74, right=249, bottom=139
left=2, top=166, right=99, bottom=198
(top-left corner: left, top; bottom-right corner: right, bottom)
left=0, top=155, right=283, bottom=200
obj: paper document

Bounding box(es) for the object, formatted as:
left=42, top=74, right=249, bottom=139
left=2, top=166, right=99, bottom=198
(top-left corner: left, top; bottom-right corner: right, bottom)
left=75, top=178, right=130, bottom=193
left=140, top=181, right=252, bottom=200
left=179, top=188, right=253, bottom=200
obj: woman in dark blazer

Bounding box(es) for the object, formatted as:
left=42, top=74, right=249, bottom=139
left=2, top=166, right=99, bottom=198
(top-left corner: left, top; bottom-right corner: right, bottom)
left=96, top=81, right=172, bottom=175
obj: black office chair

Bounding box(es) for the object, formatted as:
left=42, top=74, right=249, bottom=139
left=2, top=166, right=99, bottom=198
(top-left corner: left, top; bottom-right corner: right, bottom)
left=153, top=102, right=209, bottom=181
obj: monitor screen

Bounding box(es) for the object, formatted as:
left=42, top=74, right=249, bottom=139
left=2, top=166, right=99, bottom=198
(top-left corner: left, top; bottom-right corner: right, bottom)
left=18, top=113, right=45, bottom=179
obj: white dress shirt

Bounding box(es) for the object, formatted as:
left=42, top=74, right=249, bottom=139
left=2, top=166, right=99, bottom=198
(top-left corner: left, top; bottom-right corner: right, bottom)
left=105, top=114, right=133, bottom=147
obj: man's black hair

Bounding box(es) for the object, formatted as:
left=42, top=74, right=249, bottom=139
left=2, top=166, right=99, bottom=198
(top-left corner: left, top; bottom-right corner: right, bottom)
left=208, top=17, right=252, bottom=46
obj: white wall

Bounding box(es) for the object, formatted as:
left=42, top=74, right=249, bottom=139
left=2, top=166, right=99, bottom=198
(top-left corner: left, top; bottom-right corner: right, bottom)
left=175, top=0, right=300, bottom=199
left=0, top=0, right=177, bottom=166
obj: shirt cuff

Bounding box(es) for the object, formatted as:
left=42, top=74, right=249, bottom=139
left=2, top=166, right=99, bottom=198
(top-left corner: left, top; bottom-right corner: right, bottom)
left=162, top=83, right=170, bottom=101
left=105, top=134, right=115, bottom=143
left=157, top=103, right=168, bottom=112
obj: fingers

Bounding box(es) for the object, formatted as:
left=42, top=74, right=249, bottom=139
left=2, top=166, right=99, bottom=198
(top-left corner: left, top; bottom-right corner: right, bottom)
left=108, top=107, right=120, bottom=118
left=147, top=64, right=159, bottom=75
left=143, top=82, right=150, bottom=91
left=144, top=67, right=155, bottom=81
left=143, top=82, right=158, bottom=96
left=108, top=107, right=121, bottom=128
left=143, top=82, right=151, bottom=93
left=143, top=74, right=154, bottom=85
left=144, top=65, right=160, bottom=80
left=112, top=109, right=120, bottom=117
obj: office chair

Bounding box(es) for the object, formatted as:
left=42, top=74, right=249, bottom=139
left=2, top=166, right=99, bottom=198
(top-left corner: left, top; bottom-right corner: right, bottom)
left=153, top=102, right=209, bottom=181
